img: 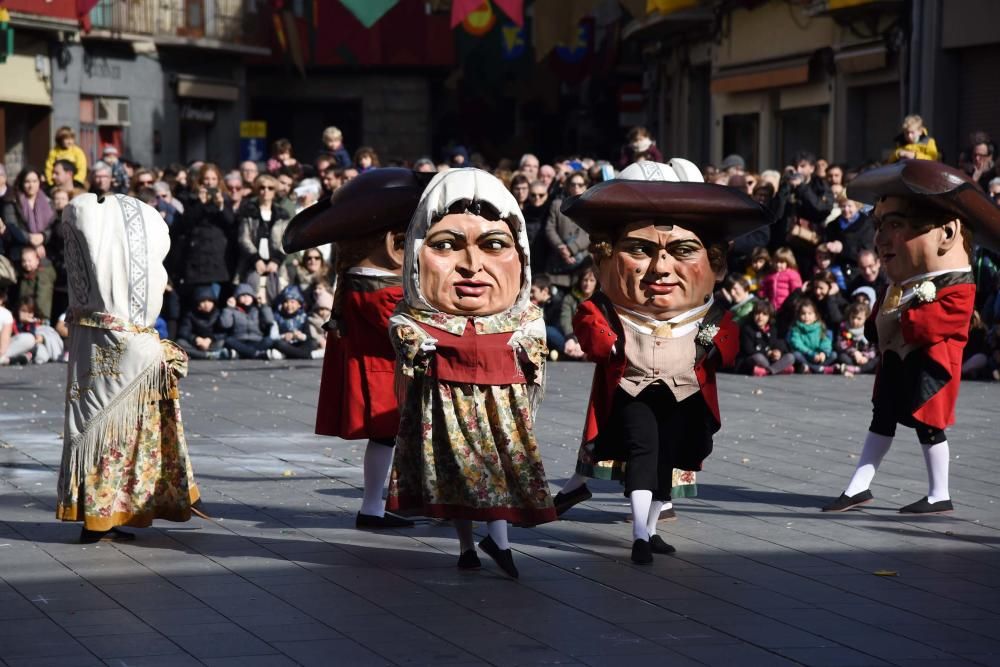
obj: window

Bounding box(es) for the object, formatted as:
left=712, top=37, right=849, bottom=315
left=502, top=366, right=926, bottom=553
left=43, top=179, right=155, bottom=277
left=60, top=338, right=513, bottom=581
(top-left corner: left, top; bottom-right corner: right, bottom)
left=723, top=113, right=759, bottom=171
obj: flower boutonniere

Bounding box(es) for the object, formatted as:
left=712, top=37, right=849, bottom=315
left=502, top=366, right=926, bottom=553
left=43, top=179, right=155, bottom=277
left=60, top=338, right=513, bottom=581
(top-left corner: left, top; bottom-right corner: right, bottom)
left=696, top=322, right=720, bottom=346
left=913, top=281, right=937, bottom=304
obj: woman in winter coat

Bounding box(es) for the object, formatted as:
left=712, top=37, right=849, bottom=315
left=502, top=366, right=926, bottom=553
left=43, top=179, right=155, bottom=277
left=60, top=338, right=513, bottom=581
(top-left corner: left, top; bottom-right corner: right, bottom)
left=1, top=167, right=56, bottom=261
left=176, top=163, right=237, bottom=298
left=236, top=174, right=291, bottom=303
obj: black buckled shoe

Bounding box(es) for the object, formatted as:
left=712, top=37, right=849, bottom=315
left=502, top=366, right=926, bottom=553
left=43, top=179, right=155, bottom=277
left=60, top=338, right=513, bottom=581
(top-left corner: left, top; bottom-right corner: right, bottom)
left=821, top=490, right=873, bottom=512
left=553, top=485, right=592, bottom=516
left=457, top=549, right=482, bottom=570
left=631, top=539, right=653, bottom=564
left=899, top=497, right=954, bottom=515
left=478, top=535, right=519, bottom=579
left=356, top=512, right=415, bottom=529
left=79, top=527, right=136, bottom=544
left=649, top=535, right=676, bottom=554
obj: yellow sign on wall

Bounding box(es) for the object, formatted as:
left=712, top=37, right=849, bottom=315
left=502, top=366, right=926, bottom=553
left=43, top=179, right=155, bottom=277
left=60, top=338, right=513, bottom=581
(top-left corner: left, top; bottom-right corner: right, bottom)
left=240, top=121, right=267, bottom=139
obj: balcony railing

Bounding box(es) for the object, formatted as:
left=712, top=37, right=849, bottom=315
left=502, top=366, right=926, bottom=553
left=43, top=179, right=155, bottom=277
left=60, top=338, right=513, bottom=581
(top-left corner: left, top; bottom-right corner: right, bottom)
left=89, top=0, right=256, bottom=45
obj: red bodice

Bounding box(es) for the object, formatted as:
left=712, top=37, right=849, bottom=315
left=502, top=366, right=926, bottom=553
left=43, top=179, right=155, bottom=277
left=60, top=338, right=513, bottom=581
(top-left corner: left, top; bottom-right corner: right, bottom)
left=422, top=320, right=524, bottom=385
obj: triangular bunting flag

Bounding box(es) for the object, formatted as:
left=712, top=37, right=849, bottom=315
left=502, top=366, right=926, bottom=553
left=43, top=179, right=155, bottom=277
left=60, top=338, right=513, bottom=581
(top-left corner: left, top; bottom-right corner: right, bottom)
left=493, top=0, right=524, bottom=27
left=340, top=0, right=399, bottom=29
left=451, top=0, right=484, bottom=28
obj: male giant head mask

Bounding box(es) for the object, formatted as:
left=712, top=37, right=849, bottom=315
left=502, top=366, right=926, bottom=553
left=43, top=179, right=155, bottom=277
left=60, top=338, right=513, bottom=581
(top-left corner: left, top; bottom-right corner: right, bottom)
left=561, top=159, right=772, bottom=320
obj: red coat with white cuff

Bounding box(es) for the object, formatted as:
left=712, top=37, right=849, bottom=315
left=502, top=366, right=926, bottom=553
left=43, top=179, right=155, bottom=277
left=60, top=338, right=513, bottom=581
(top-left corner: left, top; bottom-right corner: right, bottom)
left=571, top=292, right=739, bottom=478
left=316, top=274, right=403, bottom=440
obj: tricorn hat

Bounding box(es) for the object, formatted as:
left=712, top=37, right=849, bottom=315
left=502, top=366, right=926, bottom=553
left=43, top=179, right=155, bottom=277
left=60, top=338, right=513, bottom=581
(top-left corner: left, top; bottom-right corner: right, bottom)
left=561, top=175, right=773, bottom=244
left=282, top=168, right=434, bottom=252
left=847, top=160, right=1000, bottom=252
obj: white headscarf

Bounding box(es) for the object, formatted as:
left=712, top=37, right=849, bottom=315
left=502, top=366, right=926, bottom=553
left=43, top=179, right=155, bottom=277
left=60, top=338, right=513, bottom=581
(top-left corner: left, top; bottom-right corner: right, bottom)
left=402, top=168, right=534, bottom=321
left=618, top=158, right=703, bottom=183
left=61, top=193, right=178, bottom=484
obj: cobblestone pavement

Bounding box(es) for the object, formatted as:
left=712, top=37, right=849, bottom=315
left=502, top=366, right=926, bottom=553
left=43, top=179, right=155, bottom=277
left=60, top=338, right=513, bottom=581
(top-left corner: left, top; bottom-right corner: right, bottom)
left=1, top=360, right=999, bottom=666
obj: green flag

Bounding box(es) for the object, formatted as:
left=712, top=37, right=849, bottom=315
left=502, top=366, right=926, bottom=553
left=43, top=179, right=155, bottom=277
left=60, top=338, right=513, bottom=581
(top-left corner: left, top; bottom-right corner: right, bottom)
left=339, top=0, right=399, bottom=29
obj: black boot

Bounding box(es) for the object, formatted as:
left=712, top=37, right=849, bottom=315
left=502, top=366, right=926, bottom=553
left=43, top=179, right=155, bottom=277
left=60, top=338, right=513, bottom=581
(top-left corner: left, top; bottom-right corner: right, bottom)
left=478, top=535, right=519, bottom=579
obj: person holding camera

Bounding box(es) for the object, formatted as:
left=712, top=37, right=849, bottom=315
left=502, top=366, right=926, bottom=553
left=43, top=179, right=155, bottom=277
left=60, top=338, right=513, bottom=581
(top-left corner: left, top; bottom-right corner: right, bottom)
left=771, top=151, right=834, bottom=275
left=176, top=163, right=237, bottom=307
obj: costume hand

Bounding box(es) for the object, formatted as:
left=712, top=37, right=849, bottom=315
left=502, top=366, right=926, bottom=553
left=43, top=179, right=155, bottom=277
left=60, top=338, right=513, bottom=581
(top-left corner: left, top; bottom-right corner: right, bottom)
left=419, top=338, right=438, bottom=353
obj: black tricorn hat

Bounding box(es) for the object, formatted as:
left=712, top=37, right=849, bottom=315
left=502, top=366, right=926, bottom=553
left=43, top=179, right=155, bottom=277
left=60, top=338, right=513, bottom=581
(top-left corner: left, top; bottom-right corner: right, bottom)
left=848, top=159, right=1000, bottom=252
left=560, top=180, right=773, bottom=244
left=282, top=168, right=434, bottom=252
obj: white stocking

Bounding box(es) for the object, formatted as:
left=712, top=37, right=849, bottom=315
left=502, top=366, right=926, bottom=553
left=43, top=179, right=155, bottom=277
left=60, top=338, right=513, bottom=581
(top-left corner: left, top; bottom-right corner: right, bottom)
left=646, top=500, right=664, bottom=538
left=455, top=520, right=475, bottom=552
left=844, top=432, right=894, bottom=497
left=360, top=440, right=394, bottom=517
left=487, top=520, right=510, bottom=550
left=629, top=490, right=653, bottom=541
left=560, top=473, right=588, bottom=495
left=922, top=441, right=950, bottom=503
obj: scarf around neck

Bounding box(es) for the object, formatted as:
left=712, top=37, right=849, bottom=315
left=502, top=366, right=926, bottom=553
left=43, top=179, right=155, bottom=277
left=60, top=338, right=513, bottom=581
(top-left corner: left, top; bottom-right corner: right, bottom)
left=19, top=191, right=54, bottom=234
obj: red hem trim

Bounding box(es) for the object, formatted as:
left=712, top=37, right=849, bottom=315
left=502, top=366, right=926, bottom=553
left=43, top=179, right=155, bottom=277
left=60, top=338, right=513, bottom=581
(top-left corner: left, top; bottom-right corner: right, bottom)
left=386, top=498, right=557, bottom=524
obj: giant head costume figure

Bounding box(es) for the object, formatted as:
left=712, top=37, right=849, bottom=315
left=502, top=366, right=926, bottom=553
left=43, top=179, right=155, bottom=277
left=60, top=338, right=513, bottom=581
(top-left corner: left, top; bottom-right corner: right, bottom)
left=562, top=159, right=772, bottom=319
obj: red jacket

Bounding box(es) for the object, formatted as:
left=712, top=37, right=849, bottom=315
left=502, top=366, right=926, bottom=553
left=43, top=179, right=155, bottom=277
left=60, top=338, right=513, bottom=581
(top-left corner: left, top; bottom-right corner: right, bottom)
left=316, top=275, right=402, bottom=440
left=573, top=293, right=739, bottom=471
left=871, top=276, right=975, bottom=430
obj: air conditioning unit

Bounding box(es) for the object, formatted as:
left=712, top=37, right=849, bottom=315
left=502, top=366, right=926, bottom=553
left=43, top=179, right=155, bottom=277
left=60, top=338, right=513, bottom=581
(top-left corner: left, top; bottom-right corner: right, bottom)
left=96, top=97, right=131, bottom=126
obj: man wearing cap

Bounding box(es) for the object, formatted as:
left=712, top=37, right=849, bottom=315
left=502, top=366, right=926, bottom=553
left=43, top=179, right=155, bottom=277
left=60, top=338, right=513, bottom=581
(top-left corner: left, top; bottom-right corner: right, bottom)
left=823, top=160, right=1000, bottom=515
left=283, top=168, right=433, bottom=528
left=552, top=159, right=772, bottom=564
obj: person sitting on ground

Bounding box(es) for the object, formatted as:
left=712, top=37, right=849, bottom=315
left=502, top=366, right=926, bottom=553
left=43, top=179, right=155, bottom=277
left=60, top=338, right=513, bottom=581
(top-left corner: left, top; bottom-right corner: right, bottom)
left=743, top=246, right=770, bottom=294
left=807, top=270, right=848, bottom=329
left=270, top=285, right=319, bottom=360
left=760, top=246, right=803, bottom=311
left=787, top=298, right=837, bottom=374
left=813, top=244, right=846, bottom=291
left=835, top=302, right=878, bottom=376
left=721, top=273, right=758, bottom=325
left=739, top=299, right=795, bottom=376
left=559, top=266, right=598, bottom=360
left=17, top=246, right=57, bottom=324
left=307, top=289, right=333, bottom=350
left=175, top=286, right=226, bottom=360
left=851, top=285, right=877, bottom=310
left=220, top=283, right=274, bottom=359
left=890, top=114, right=939, bottom=162
left=529, top=274, right=567, bottom=360
left=3, top=296, right=64, bottom=365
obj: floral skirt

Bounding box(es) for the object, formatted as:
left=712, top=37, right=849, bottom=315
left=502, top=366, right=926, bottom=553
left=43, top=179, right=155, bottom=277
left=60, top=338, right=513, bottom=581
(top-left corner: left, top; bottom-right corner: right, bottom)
left=56, top=398, right=200, bottom=531
left=575, top=443, right=698, bottom=498
left=387, top=379, right=557, bottom=525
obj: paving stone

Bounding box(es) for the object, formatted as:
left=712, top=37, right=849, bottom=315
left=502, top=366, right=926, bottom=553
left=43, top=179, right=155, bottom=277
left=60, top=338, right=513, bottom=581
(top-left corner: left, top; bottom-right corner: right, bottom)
left=2, top=362, right=999, bottom=667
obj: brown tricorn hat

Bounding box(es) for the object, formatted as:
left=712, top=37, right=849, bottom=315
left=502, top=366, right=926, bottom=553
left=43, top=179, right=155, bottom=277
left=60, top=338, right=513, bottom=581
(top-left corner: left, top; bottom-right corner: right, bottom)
left=847, top=159, right=1000, bottom=252
left=560, top=180, right=773, bottom=245
left=282, top=168, right=434, bottom=252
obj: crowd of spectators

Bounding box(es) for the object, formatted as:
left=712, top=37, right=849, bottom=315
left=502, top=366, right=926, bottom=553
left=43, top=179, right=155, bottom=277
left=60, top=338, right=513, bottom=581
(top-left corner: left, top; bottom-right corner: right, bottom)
left=2, top=117, right=999, bottom=381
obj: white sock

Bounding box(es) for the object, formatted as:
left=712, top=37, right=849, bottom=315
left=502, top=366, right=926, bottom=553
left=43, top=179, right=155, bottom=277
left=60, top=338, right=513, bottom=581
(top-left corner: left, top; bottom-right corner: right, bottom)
left=560, top=473, right=587, bottom=494
left=646, top=500, right=664, bottom=537
left=455, top=519, right=475, bottom=552
left=487, top=520, right=510, bottom=550
left=922, top=441, right=950, bottom=503
left=360, top=440, right=395, bottom=517
left=630, top=490, right=653, bottom=541
left=662, top=500, right=673, bottom=512
left=844, top=431, right=894, bottom=497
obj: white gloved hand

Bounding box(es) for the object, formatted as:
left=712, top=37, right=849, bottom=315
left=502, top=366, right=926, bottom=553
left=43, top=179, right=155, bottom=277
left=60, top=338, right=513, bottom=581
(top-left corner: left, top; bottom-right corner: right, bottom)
left=420, top=338, right=438, bottom=353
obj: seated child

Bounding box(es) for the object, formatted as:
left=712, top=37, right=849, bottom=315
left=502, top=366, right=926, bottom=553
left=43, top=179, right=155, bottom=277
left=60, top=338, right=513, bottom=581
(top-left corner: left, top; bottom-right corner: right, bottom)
left=220, top=283, right=275, bottom=359
left=743, top=246, right=770, bottom=294
left=176, top=286, right=226, bottom=360
left=722, top=273, right=758, bottom=325
left=835, top=302, right=878, bottom=375
left=787, top=298, right=836, bottom=374
left=307, top=290, right=334, bottom=351
left=850, top=286, right=876, bottom=310
left=529, top=274, right=568, bottom=360
left=271, top=285, right=319, bottom=360
left=3, top=296, right=64, bottom=365
left=813, top=245, right=846, bottom=291
left=739, top=299, right=795, bottom=376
